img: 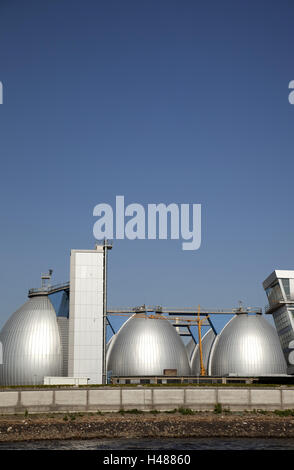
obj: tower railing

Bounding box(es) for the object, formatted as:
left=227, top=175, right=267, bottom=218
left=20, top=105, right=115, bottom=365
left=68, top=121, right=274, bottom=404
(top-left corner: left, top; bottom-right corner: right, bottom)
left=28, top=282, right=70, bottom=297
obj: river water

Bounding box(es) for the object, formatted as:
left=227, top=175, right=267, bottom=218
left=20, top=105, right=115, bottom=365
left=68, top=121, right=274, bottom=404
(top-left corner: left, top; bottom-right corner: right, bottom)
left=1, top=437, right=294, bottom=450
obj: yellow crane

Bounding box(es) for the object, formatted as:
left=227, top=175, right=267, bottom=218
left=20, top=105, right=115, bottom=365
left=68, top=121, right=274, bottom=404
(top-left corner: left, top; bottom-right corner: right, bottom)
left=197, top=305, right=207, bottom=376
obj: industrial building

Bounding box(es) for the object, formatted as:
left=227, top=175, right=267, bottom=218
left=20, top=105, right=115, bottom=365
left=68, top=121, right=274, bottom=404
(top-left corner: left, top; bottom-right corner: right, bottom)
left=0, top=243, right=109, bottom=386
left=0, top=244, right=292, bottom=386
left=263, top=270, right=294, bottom=375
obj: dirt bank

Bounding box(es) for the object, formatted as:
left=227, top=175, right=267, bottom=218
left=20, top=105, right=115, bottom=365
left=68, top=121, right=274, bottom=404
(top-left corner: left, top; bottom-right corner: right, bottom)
left=0, top=411, right=294, bottom=442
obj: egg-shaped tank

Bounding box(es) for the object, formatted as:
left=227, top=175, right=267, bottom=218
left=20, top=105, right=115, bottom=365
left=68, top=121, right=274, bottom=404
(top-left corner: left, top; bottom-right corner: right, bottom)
left=185, top=338, right=196, bottom=362
left=208, top=314, right=287, bottom=377
left=0, top=296, right=62, bottom=385
left=107, top=314, right=191, bottom=376
left=191, top=328, right=216, bottom=375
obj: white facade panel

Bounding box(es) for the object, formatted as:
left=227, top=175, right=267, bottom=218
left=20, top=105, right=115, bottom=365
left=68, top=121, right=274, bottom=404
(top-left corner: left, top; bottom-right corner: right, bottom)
left=263, top=270, right=294, bottom=290
left=68, top=247, right=104, bottom=384
left=44, top=377, right=89, bottom=385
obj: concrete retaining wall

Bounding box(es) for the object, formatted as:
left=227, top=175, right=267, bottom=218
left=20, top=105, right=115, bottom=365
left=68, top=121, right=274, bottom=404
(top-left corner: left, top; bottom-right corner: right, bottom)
left=0, top=387, right=294, bottom=414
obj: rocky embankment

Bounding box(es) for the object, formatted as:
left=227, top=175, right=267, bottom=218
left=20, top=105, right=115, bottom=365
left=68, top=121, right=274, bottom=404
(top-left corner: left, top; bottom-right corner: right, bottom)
left=0, top=411, right=294, bottom=442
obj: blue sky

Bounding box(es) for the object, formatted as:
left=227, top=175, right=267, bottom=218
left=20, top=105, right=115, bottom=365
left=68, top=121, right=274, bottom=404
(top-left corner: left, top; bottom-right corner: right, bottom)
left=0, top=0, right=293, bottom=334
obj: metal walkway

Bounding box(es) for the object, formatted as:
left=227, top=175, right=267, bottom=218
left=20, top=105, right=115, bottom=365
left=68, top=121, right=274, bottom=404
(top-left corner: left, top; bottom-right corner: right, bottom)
left=28, top=282, right=70, bottom=297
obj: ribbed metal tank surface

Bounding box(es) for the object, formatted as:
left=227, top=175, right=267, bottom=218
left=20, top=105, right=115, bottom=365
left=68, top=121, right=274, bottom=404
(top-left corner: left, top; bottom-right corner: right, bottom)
left=57, top=317, right=69, bottom=377
left=0, top=296, right=62, bottom=385
left=208, top=314, right=287, bottom=377
left=185, top=338, right=196, bottom=362
left=107, top=315, right=191, bottom=376
left=190, top=328, right=216, bottom=375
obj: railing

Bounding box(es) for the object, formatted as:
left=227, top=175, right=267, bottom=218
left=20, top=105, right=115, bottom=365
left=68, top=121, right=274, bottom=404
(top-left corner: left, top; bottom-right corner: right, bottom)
left=264, top=299, right=294, bottom=314
left=28, top=282, right=69, bottom=297
left=107, top=305, right=263, bottom=315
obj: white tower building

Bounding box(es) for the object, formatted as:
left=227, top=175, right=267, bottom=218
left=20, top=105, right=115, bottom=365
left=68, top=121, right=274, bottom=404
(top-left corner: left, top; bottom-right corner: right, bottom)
left=68, top=244, right=109, bottom=384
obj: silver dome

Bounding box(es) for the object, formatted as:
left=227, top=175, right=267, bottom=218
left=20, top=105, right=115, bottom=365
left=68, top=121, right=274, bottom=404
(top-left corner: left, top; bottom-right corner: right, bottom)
left=0, top=296, right=62, bottom=385
left=185, top=338, right=196, bottom=362
left=107, top=315, right=191, bottom=376
left=106, top=334, right=116, bottom=355
left=208, top=314, right=287, bottom=377
left=191, top=328, right=216, bottom=375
